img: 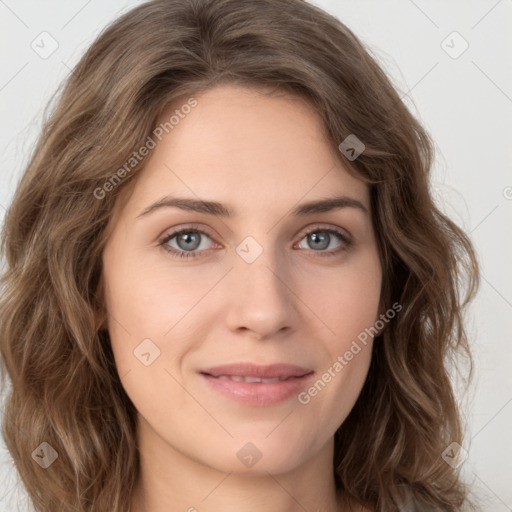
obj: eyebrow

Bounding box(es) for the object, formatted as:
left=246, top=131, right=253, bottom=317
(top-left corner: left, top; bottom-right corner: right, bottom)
left=136, top=194, right=368, bottom=219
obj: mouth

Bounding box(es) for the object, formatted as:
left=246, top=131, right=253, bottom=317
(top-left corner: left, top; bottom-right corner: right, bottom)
left=198, top=363, right=314, bottom=406
left=207, top=375, right=297, bottom=383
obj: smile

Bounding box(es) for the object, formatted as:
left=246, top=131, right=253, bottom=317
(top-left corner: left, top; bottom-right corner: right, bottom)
left=198, top=363, right=314, bottom=406
left=209, top=375, right=294, bottom=383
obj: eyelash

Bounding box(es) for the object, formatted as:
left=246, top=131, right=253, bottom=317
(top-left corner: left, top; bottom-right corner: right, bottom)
left=158, top=223, right=352, bottom=260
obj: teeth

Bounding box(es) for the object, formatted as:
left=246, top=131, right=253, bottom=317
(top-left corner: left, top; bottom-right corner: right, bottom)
left=245, top=376, right=280, bottom=383
left=215, top=375, right=285, bottom=383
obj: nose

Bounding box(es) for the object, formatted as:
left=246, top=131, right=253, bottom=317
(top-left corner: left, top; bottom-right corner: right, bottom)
left=224, top=247, right=299, bottom=341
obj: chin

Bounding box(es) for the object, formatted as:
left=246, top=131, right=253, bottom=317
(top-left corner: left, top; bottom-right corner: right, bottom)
left=198, top=435, right=314, bottom=476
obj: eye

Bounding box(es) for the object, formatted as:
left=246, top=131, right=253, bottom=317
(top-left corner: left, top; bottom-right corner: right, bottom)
left=159, top=224, right=216, bottom=260
left=295, top=226, right=352, bottom=257
left=158, top=224, right=352, bottom=260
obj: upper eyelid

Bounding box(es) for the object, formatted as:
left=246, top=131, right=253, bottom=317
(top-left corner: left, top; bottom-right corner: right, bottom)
left=160, top=223, right=351, bottom=246
left=160, top=224, right=216, bottom=243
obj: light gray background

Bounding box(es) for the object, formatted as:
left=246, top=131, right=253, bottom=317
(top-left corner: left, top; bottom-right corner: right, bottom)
left=1, top=1, right=511, bottom=510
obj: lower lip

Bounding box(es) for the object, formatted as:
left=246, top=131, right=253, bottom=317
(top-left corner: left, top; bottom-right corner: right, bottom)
left=200, top=373, right=314, bottom=406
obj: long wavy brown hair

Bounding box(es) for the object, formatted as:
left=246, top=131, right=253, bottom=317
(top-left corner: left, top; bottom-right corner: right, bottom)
left=0, top=0, right=479, bottom=511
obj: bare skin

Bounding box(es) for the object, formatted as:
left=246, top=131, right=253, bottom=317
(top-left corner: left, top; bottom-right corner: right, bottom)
left=101, top=84, right=381, bottom=512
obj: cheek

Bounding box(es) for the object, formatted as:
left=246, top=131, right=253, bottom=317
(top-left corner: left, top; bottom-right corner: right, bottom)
left=298, top=262, right=380, bottom=428
left=101, top=254, right=212, bottom=416
left=103, top=243, right=207, bottom=332
left=306, top=254, right=381, bottom=417
left=102, top=248, right=224, bottom=371
left=307, top=253, right=382, bottom=351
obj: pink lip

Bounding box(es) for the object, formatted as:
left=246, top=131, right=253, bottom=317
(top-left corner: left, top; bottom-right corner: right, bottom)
left=199, top=363, right=314, bottom=406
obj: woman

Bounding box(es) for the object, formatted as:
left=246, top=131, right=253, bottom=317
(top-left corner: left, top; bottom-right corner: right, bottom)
left=0, top=0, right=479, bottom=511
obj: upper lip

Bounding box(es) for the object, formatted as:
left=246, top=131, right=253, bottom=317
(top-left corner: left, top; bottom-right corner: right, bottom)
left=199, top=363, right=313, bottom=379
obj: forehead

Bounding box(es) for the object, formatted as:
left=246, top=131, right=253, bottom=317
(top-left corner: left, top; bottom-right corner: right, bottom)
left=114, top=84, right=369, bottom=220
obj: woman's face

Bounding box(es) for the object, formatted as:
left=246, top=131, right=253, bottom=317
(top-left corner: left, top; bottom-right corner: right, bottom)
left=101, top=84, right=382, bottom=475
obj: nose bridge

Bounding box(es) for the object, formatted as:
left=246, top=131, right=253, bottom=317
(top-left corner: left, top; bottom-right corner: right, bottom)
left=224, top=235, right=297, bottom=338
left=234, top=235, right=289, bottom=299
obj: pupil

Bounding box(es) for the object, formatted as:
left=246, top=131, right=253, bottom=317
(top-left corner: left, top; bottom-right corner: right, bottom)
left=309, top=232, right=329, bottom=250
left=178, top=232, right=200, bottom=251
